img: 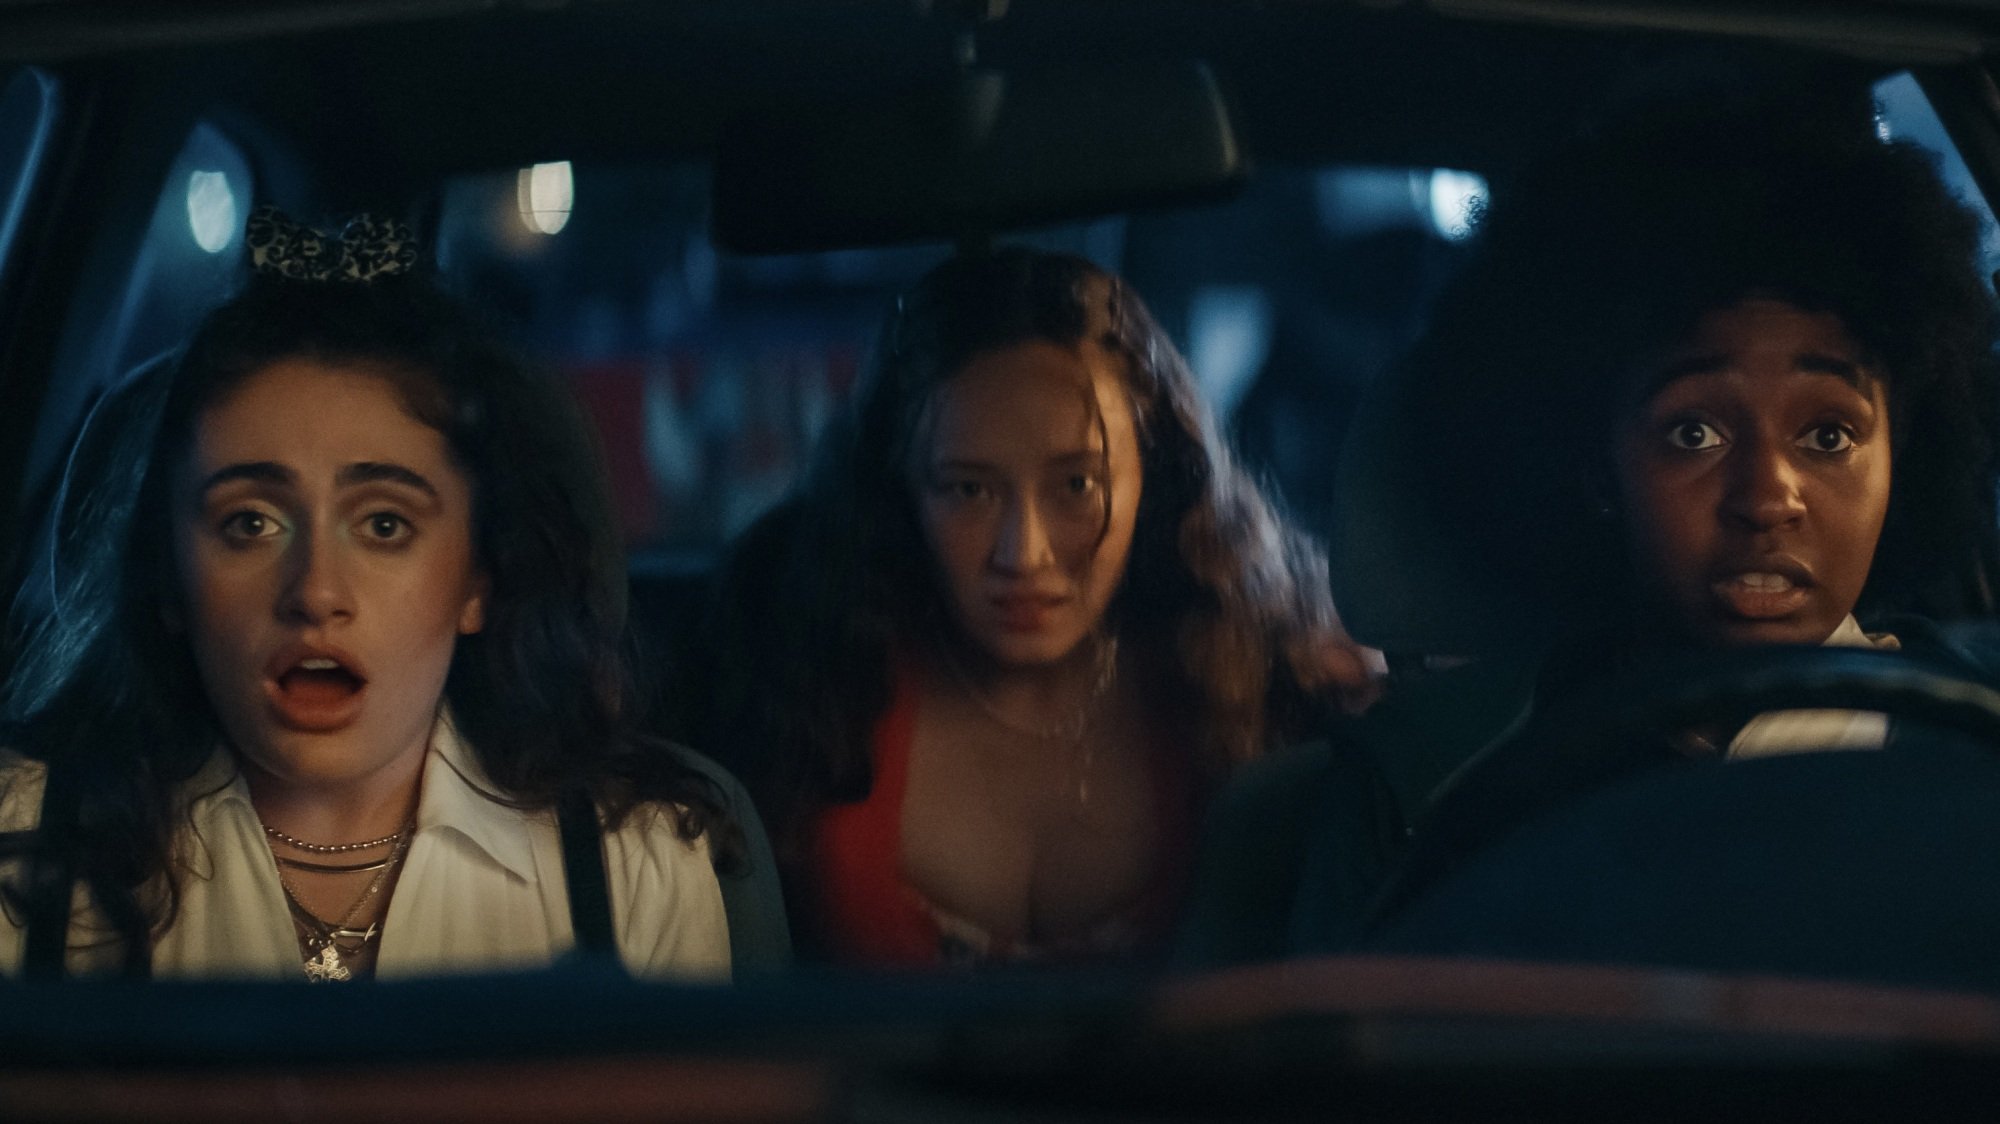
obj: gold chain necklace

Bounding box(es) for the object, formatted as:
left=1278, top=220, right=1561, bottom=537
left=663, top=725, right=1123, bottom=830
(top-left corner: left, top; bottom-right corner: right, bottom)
left=271, top=824, right=413, bottom=982
left=944, top=636, right=1119, bottom=806
left=943, top=635, right=1119, bottom=742
left=275, top=853, right=395, bottom=874
left=263, top=823, right=407, bottom=853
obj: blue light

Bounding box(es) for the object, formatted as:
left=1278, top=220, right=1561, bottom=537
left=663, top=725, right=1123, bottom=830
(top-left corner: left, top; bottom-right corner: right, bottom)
left=1187, top=285, right=1273, bottom=419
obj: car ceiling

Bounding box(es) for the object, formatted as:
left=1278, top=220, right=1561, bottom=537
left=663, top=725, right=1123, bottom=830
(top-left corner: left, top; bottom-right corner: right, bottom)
left=1, top=0, right=1995, bottom=198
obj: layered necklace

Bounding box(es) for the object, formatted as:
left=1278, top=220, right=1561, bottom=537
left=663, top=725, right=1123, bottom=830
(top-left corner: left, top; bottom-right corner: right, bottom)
left=945, top=635, right=1119, bottom=806
left=265, top=821, right=415, bottom=982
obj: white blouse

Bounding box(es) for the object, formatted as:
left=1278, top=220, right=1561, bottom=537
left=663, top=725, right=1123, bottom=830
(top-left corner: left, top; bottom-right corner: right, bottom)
left=0, top=712, right=730, bottom=982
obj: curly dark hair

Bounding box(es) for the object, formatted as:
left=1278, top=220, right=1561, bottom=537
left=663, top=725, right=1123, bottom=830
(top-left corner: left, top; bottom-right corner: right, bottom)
left=3, top=270, right=735, bottom=947
left=1398, top=96, right=2000, bottom=642
left=709, top=248, right=1345, bottom=852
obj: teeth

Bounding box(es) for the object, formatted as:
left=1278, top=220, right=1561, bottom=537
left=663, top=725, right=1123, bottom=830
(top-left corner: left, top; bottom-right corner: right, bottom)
left=1735, top=573, right=1794, bottom=592
left=299, top=658, right=340, bottom=671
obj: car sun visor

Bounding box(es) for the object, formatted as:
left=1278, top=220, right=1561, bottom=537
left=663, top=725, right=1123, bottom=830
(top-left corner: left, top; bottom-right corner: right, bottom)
left=711, top=62, right=1244, bottom=254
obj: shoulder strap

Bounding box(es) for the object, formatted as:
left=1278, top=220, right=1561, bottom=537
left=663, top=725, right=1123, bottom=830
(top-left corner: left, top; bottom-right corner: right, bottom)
left=20, top=757, right=78, bottom=978
left=555, top=787, right=619, bottom=966
left=17, top=757, right=152, bottom=979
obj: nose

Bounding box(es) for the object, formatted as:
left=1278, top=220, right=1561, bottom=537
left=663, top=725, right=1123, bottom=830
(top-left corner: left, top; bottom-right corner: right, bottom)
left=1721, top=435, right=1808, bottom=532
left=278, top=524, right=356, bottom=624
left=989, top=494, right=1056, bottom=574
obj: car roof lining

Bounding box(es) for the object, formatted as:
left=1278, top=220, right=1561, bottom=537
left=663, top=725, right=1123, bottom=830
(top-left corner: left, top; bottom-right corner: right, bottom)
left=3, top=4, right=1922, bottom=213
left=4, top=0, right=1999, bottom=60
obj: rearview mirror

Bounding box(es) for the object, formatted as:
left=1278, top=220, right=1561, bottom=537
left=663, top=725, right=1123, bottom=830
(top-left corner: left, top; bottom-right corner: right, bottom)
left=713, top=61, right=1245, bottom=254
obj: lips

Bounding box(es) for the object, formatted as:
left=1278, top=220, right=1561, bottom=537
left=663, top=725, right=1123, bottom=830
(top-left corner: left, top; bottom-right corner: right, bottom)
left=263, top=643, right=368, bottom=732
left=990, top=591, right=1068, bottom=632
left=1708, top=558, right=1814, bottom=621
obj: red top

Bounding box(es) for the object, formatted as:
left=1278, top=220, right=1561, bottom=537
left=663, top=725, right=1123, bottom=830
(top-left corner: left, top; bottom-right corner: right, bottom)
left=803, top=673, right=1195, bottom=967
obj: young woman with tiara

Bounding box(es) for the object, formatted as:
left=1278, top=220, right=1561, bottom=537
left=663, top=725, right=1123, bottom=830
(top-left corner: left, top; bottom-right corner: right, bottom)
left=0, top=208, right=745, bottom=980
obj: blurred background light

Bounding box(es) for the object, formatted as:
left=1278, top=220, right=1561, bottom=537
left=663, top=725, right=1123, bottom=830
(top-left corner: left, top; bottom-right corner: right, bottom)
left=185, top=169, right=237, bottom=253
left=1427, top=168, right=1486, bottom=241
left=517, top=160, right=574, bottom=235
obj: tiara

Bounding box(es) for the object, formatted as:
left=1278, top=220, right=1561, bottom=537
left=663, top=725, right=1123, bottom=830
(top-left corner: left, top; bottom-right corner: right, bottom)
left=246, top=204, right=418, bottom=283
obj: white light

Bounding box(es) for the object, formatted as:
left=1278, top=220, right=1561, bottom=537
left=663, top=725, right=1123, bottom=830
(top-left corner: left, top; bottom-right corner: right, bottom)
left=516, top=161, right=574, bottom=235
left=1428, top=168, right=1487, bottom=242
left=185, top=170, right=237, bottom=253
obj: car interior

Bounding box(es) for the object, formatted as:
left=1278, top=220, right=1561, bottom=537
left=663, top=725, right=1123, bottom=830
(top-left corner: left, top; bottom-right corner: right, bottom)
left=7, top=0, right=2000, bottom=1119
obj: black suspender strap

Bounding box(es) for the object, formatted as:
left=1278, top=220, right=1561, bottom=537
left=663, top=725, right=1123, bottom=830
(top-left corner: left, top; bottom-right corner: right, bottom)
left=18, top=758, right=153, bottom=979
left=555, top=787, right=619, bottom=966
left=98, top=871, right=154, bottom=980
left=20, top=757, right=79, bottom=978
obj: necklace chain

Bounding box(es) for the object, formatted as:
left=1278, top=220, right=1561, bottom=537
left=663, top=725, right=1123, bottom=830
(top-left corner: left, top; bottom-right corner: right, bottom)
left=276, top=853, right=395, bottom=875
left=270, top=821, right=414, bottom=982
left=945, top=635, right=1119, bottom=743
left=944, top=636, right=1119, bottom=810
left=264, top=823, right=407, bottom=854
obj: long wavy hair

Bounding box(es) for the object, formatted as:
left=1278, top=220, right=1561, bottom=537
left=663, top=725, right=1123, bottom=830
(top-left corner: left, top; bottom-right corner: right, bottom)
left=1397, top=96, right=2000, bottom=642
left=2, top=271, right=734, bottom=944
left=717, top=248, right=1344, bottom=851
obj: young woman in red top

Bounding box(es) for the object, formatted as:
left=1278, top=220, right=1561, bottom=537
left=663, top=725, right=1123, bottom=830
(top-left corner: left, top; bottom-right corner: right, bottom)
left=696, top=249, right=1380, bottom=966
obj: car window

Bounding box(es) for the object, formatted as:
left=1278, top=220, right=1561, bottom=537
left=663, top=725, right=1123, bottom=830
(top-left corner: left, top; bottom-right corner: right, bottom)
left=437, top=160, right=1474, bottom=569
left=0, top=67, right=56, bottom=288
left=19, top=119, right=252, bottom=511
left=1876, top=69, right=2000, bottom=274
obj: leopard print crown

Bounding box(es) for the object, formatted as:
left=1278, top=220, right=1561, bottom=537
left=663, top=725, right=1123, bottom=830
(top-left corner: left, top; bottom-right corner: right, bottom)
left=245, top=204, right=419, bottom=283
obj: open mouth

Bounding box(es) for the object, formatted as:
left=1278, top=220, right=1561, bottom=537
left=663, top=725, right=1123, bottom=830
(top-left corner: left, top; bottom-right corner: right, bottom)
left=266, top=651, right=369, bottom=730
left=1709, top=571, right=1812, bottom=620
left=278, top=657, right=366, bottom=704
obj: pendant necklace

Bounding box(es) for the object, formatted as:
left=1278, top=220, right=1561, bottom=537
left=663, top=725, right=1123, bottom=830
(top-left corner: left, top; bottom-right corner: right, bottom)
left=269, top=824, right=414, bottom=982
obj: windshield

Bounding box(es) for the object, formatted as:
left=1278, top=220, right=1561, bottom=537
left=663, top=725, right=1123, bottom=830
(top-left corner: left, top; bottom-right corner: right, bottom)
left=4, top=5, right=2000, bottom=1117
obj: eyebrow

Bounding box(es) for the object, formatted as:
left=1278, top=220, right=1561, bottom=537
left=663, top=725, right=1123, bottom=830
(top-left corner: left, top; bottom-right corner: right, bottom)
left=337, top=461, right=439, bottom=498
left=929, top=451, right=1102, bottom=475
left=1641, top=351, right=1880, bottom=399
left=197, top=461, right=293, bottom=494
left=197, top=460, right=439, bottom=499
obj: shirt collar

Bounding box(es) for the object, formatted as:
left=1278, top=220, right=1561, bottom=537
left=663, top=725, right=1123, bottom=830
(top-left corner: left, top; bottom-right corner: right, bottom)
left=188, top=748, right=248, bottom=811
left=185, top=708, right=539, bottom=881
left=418, top=708, right=539, bottom=880
left=1825, top=614, right=1898, bottom=650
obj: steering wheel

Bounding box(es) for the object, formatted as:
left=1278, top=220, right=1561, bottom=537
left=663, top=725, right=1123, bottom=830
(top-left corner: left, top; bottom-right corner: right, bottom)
left=1359, top=644, right=2000, bottom=967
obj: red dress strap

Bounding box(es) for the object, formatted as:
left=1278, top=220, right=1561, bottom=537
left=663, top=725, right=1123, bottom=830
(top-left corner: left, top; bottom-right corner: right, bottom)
left=804, top=672, right=943, bottom=963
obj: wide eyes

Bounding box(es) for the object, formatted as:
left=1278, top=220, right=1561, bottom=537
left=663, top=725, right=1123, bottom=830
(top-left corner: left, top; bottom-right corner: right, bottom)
left=1659, top=420, right=1857, bottom=455
left=362, top=512, right=413, bottom=542
left=1797, top=423, right=1855, bottom=453
left=213, top=508, right=415, bottom=545
left=1666, top=421, right=1723, bottom=451
left=219, top=510, right=283, bottom=541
